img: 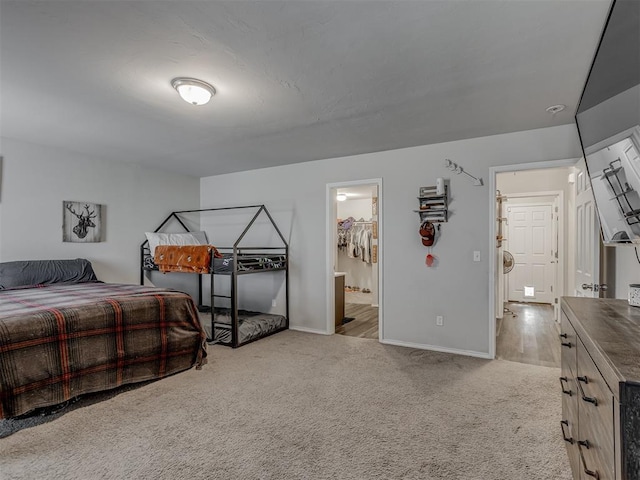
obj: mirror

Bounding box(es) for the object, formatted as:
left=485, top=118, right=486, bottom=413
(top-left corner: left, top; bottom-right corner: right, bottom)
left=575, top=0, right=640, bottom=244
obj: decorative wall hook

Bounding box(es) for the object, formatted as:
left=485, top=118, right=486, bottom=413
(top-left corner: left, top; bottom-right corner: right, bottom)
left=444, top=159, right=483, bottom=186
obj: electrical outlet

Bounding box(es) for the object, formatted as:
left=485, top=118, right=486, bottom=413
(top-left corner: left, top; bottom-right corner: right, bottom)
left=272, top=299, right=277, bottom=307
left=436, top=315, right=444, bottom=326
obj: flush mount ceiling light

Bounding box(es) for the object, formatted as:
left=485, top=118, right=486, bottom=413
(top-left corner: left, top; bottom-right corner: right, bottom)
left=336, top=194, right=348, bottom=202
left=171, top=77, right=216, bottom=106
left=545, top=104, right=566, bottom=115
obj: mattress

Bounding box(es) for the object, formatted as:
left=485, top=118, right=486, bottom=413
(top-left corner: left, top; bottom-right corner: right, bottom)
left=212, top=308, right=287, bottom=345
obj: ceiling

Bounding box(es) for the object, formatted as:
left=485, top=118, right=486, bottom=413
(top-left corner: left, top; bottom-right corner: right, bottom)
left=0, top=1, right=611, bottom=178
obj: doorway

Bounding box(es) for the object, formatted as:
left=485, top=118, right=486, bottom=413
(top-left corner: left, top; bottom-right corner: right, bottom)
left=490, top=161, right=576, bottom=365
left=326, top=179, right=382, bottom=340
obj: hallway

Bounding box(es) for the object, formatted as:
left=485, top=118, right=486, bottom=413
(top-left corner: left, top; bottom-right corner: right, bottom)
left=496, top=302, right=560, bottom=368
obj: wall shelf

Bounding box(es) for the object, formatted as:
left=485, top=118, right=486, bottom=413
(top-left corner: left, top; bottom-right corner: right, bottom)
left=414, top=185, right=448, bottom=223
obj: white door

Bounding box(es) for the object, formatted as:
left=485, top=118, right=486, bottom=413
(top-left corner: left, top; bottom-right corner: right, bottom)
left=574, top=160, right=600, bottom=297
left=507, top=204, right=555, bottom=303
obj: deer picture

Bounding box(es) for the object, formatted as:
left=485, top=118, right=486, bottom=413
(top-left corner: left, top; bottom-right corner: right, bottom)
left=66, top=203, right=97, bottom=239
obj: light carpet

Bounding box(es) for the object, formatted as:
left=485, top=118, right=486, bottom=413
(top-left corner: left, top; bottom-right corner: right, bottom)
left=0, top=330, right=571, bottom=480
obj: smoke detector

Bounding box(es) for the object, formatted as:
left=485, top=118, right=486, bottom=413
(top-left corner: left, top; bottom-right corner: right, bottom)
left=545, top=104, right=566, bottom=115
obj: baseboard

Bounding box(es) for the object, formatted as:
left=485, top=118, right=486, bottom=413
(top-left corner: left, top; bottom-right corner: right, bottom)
left=289, top=326, right=331, bottom=335
left=380, top=339, right=492, bottom=359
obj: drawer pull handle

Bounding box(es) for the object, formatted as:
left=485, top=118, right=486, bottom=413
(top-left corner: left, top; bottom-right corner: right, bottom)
left=561, top=341, right=572, bottom=348
left=577, top=440, right=600, bottom=479
left=577, top=378, right=598, bottom=406
left=560, top=420, right=573, bottom=444
left=559, top=377, right=572, bottom=396
left=559, top=333, right=568, bottom=339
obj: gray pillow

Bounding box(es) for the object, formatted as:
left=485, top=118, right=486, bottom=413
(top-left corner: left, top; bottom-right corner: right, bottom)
left=0, top=259, right=98, bottom=289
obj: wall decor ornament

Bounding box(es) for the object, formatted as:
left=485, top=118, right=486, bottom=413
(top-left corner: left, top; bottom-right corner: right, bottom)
left=444, top=158, right=483, bottom=186
left=63, top=201, right=103, bottom=243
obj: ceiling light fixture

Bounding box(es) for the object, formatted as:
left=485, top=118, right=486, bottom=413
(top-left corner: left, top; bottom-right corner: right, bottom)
left=336, top=194, right=347, bottom=202
left=545, top=104, right=566, bottom=115
left=171, top=77, right=216, bottom=106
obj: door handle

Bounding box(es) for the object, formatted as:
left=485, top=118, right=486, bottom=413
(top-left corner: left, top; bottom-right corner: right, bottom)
left=582, top=283, right=593, bottom=290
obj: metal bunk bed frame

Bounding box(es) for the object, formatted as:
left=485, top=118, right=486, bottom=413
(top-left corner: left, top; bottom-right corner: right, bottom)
left=140, top=204, right=289, bottom=348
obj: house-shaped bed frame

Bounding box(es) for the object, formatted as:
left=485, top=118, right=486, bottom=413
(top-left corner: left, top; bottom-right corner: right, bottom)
left=140, top=205, right=289, bottom=348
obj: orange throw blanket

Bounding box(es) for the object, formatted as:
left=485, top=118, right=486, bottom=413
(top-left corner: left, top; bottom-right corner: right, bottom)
left=154, top=245, right=221, bottom=274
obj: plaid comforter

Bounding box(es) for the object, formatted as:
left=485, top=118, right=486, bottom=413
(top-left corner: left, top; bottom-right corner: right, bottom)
left=0, top=282, right=207, bottom=419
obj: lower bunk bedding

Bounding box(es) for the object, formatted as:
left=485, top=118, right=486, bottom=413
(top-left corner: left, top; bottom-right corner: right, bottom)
left=0, top=282, right=207, bottom=419
left=209, top=308, right=287, bottom=346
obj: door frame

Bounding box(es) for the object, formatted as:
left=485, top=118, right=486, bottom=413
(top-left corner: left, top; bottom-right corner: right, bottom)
left=326, top=178, right=383, bottom=339
left=503, top=194, right=563, bottom=312
left=488, top=159, right=578, bottom=359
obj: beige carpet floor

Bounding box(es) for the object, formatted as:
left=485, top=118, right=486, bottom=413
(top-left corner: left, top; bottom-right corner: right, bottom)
left=0, top=331, right=571, bottom=480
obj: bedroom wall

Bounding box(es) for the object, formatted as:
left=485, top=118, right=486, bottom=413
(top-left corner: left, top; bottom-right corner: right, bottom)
left=0, top=138, right=200, bottom=284
left=200, top=124, right=582, bottom=357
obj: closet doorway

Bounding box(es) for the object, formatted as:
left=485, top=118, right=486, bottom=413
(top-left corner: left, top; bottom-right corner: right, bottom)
left=326, top=179, right=382, bottom=341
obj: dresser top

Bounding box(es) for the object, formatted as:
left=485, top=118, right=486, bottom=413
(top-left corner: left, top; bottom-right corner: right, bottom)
left=562, top=297, right=640, bottom=386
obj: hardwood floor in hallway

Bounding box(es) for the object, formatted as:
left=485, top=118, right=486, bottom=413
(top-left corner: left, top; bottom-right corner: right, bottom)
left=336, top=303, right=378, bottom=339
left=496, top=302, right=561, bottom=368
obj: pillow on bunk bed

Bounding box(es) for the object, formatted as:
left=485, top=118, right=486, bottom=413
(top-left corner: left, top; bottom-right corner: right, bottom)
left=145, top=231, right=209, bottom=256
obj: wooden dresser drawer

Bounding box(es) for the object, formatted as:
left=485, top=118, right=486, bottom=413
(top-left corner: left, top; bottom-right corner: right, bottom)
left=577, top=339, right=615, bottom=480
left=561, top=312, right=577, bottom=376
left=561, top=375, right=581, bottom=477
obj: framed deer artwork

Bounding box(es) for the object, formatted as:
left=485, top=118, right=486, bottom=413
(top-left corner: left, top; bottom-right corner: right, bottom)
left=63, top=201, right=104, bottom=243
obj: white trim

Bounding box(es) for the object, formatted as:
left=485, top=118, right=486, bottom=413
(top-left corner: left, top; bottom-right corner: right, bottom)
left=488, top=158, right=578, bottom=359
left=380, top=339, right=492, bottom=359
left=289, top=326, right=331, bottom=335
left=326, top=178, right=383, bottom=340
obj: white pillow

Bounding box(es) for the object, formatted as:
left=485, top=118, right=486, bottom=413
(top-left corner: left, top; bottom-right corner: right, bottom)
left=145, top=231, right=209, bottom=256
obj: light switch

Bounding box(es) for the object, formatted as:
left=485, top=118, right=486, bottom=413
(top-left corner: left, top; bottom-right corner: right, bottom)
left=473, top=251, right=481, bottom=262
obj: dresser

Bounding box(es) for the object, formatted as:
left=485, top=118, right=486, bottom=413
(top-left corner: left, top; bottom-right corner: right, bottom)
left=560, top=297, right=640, bottom=480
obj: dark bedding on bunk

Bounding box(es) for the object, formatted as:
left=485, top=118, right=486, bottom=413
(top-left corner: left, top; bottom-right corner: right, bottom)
left=143, top=252, right=286, bottom=273
left=0, top=282, right=207, bottom=419
left=212, top=308, right=286, bottom=345
left=212, top=253, right=286, bottom=273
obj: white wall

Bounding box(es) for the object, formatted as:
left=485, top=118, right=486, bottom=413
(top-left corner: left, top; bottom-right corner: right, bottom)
left=615, top=247, right=640, bottom=296
left=0, top=138, right=200, bottom=284
left=201, top=124, right=582, bottom=356
left=337, top=198, right=373, bottom=222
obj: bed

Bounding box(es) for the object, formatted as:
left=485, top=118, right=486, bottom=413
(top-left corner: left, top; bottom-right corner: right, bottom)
left=140, top=204, right=289, bottom=348
left=0, top=259, right=207, bottom=419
